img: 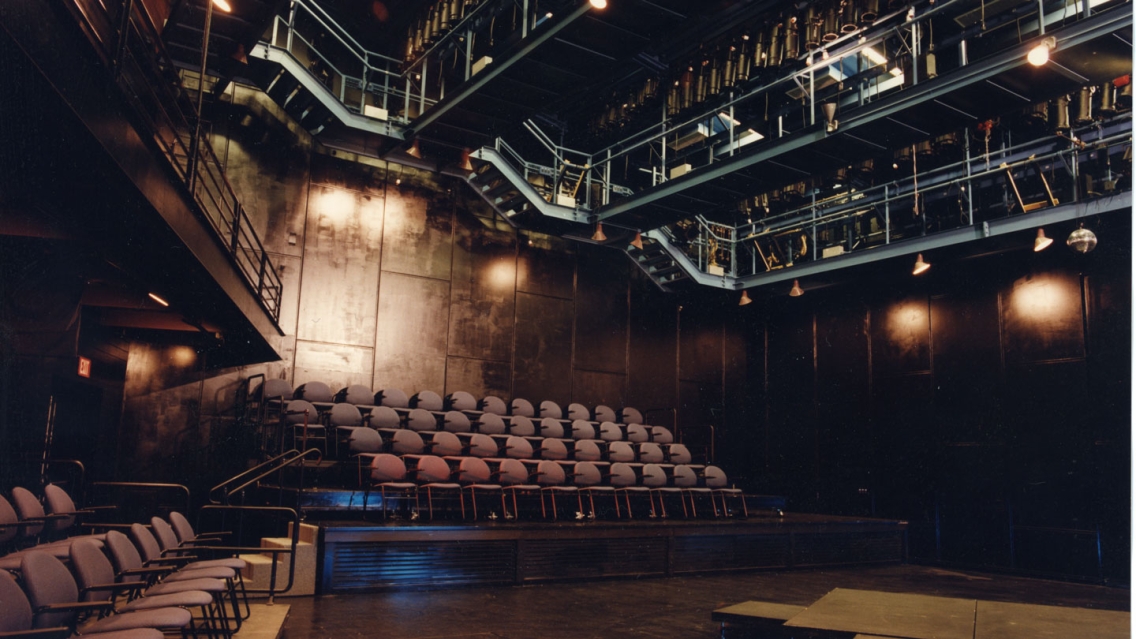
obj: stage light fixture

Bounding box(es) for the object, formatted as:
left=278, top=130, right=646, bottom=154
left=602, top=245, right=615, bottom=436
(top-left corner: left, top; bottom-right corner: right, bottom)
left=630, top=231, right=644, bottom=251
left=1033, top=228, right=1053, bottom=252
left=212, top=0, right=231, bottom=12
left=789, top=280, right=804, bottom=297
left=1028, top=37, right=1056, bottom=66
left=589, top=0, right=608, bottom=9
left=591, top=222, right=607, bottom=242
left=739, top=290, right=753, bottom=306
left=912, top=253, right=930, bottom=276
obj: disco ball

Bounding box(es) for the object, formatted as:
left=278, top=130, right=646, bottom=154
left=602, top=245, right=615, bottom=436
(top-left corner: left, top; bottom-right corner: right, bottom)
left=1066, top=227, right=1098, bottom=253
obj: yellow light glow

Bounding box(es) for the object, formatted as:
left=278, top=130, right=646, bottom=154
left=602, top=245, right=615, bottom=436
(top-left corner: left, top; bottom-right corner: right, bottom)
left=148, top=292, right=170, bottom=307
left=1028, top=38, right=1055, bottom=66
left=171, top=346, right=197, bottom=367
left=212, top=0, right=232, bottom=12
left=912, top=253, right=930, bottom=276
left=589, top=0, right=607, bottom=8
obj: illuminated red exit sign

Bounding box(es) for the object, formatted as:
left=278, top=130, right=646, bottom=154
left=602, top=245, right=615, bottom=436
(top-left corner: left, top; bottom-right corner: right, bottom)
left=78, top=356, right=91, bottom=378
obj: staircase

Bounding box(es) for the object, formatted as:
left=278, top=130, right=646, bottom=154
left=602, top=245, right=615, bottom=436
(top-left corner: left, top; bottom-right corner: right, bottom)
left=462, top=145, right=589, bottom=233
left=625, top=232, right=689, bottom=292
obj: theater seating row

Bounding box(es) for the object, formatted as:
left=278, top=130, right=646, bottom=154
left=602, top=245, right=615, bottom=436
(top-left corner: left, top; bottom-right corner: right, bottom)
left=1, top=486, right=249, bottom=639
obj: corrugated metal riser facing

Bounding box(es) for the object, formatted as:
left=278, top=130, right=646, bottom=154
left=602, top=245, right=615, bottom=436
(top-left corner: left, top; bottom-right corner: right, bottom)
left=792, top=532, right=906, bottom=567
left=521, top=537, right=669, bottom=581
left=329, top=541, right=517, bottom=590
left=673, top=535, right=792, bottom=573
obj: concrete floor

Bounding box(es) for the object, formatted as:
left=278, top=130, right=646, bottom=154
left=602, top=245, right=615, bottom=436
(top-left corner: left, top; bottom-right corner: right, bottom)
left=278, top=564, right=1129, bottom=639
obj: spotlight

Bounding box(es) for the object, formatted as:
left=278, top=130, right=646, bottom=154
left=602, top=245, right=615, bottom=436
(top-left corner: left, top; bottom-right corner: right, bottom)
left=912, top=253, right=930, bottom=276
left=630, top=231, right=644, bottom=251
left=406, top=139, right=422, bottom=159
left=1066, top=225, right=1097, bottom=253
left=459, top=148, right=473, bottom=172
left=148, top=292, right=170, bottom=307
left=739, top=290, right=753, bottom=306
left=212, top=0, right=232, bottom=12
left=591, top=222, right=607, bottom=242
left=589, top=0, right=607, bottom=8
left=789, top=279, right=804, bottom=297
left=1033, top=228, right=1053, bottom=252
left=822, top=102, right=838, bottom=133
left=1027, top=37, right=1056, bottom=67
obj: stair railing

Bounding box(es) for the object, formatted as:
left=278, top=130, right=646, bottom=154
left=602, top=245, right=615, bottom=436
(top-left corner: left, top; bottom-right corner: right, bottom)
left=208, top=448, right=321, bottom=506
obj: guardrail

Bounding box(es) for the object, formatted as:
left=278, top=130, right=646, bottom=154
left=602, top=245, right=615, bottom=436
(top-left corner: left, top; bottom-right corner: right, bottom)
left=63, top=0, right=283, bottom=323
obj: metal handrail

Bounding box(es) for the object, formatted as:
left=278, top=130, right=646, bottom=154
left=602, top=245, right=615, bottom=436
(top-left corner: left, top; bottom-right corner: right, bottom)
left=197, top=504, right=301, bottom=601
left=89, top=481, right=193, bottom=515
left=63, top=0, right=283, bottom=323
left=208, top=448, right=321, bottom=505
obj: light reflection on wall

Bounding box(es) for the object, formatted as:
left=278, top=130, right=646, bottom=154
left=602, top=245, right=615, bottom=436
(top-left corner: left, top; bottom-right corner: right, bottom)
left=886, top=299, right=929, bottom=354
left=1010, top=274, right=1076, bottom=323
left=486, top=259, right=515, bottom=291
left=170, top=346, right=197, bottom=368
left=315, top=189, right=356, bottom=227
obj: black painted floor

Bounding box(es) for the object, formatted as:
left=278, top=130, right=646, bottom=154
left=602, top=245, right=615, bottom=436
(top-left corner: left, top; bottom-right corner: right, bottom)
left=280, top=564, right=1129, bottom=639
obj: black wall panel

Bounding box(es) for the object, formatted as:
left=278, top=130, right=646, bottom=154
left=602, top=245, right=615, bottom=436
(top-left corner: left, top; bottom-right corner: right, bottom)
left=678, top=307, right=724, bottom=384
left=574, top=247, right=629, bottom=374
left=516, top=234, right=575, bottom=299
left=626, top=279, right=677, bottom=417
left=572, top=369, right=626, bottom=410
left=513, top=292, right=574, bottom=406
left=448, top=214, right=516, bottom=363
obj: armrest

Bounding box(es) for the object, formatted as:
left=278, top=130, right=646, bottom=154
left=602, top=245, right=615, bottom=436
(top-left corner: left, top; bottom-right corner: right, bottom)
left=120, top=566, right=174, bottom=577
left=36, top=601, right=113, bottom=614
left=0, top=627, right=72, bottom=639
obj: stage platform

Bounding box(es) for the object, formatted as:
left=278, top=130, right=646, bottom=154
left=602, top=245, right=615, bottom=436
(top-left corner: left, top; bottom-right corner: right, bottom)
left=313, top=511, right=908, bottom=593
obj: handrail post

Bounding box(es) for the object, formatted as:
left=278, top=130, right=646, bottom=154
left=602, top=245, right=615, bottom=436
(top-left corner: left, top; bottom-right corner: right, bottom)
left=113, top=0, right=136, bottom=77
left=187, top=0, right=214, bottom=195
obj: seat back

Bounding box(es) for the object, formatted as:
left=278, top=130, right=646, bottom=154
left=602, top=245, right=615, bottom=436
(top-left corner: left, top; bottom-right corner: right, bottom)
left=11, top=487, right=45, bottom=537
left=468, top=434, right=499, bottom=458
left=0, top=495, right=19, bottom=545
left=428, top=431, right=462, bottom=457
left=456, top=457, right=491, bottom=484
left=625, top=423, right=650, bottom=442
left=349, top=427, right=383, bottom=453
left=20, top=551, right=79, bottom=628
left=370, top=454, right=408, bottom=483
left=540, top=438, right=568, bottom=461
left=496, top=459, right=529, bottom=485
left=256, top=379, right=293, bottom=402
left=42, top=484, right=77, bottom=533
left=573, top=439, right=602, bottom=462
left=369, top=405, right=402, bottom=429
left=534, top=460, right=565, bottom=486
left=598, top=421, right=622, bottom=441
left=508, top=415, right=536, bottom=437
left=328, top=403, right=363, bottom=427
left=445, top=391, right=477, bottom=411
left=411, top=390, right=443, bottom=411
left=104, top=529, right=145, bottom=574
left=666, top=443, right=692, bottom=465
left=566, top=403, right=590, bottom=420
left=476, top=413, right=507, bottom=435
left=641, top=463, right=667, bottom=487
left=638, top=443, right=664, bottom=464
left=608, top=463, right=637, bottom=487
left=69, top=537, right=119, bottom=602
left=376, top=388, right=409, bottom=409
left=336, top=384, right=374, bottom=406
left=672, top=465, right=698, bottom=487
left=607, top=441, right=636, bottom=462
left=593, top=405, right=616, bottom=423
left=389, top=430, right=426, bottom=455
left=0, top=570, right=36, bottom=633
left=168, top=511, right=196, bottom=544
left=503, top=436, right=533, bottom=459
left=442, top=411, right=472, bottom=433
left=294, top=381, right=333, bottom=403
left=650, top=426, right=674, bottom=443
left=620, top=407, right=643, bottom=425
left=414, top=456, right=453, bottom=483
left=406, top=408, right=438, bottom=432
left=510, top=397, right=535, bottom=417
left=703, top=465, right=728, bottom=488
left=130, top=523, right=165, bottom=563
left=571, top=461, right=602, bottom=486
left=150, top=516, right=181, bottom=552
left=539, top=417, right=565, bottom=439
left=538, top=400, right=562, bottom=419
left=284, top=399, right=318, bottom=424
left=570, top=420, right=596, bottom=440
left=480, top=395, right=508, bottom=415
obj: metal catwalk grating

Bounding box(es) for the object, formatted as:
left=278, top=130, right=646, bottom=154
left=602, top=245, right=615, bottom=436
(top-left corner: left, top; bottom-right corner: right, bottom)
left=329, top=540, right=516, bottom=589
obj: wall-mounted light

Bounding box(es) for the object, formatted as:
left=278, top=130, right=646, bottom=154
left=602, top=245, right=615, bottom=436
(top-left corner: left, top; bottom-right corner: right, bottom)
left=789, top=279, right=804, bottom=297
left=630, top=231, right=644, bottom=250
left=912, top=253, right=930, bottom=276
left=1027, top=37, right=1056, bottom=66
left=739, top=290, right=753, bottom=306
left=1034, top=228, right=1053, bottom=252
left=212, top=0, right=232, bottom=12
left=591, top=222, right=607, bottom=242
left=148, top=292, right=170, bottom=307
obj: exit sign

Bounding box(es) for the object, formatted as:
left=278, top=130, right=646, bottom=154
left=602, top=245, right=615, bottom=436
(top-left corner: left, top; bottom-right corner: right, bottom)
left=78, top=356, right=91, bottom=378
